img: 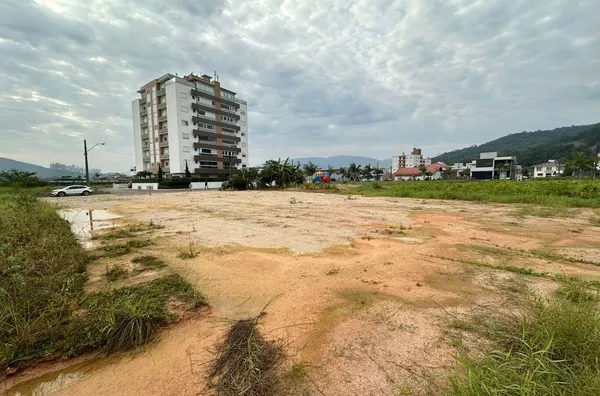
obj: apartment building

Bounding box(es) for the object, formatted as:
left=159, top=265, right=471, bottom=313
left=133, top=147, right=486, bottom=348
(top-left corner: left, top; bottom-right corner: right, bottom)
left=391, top=148, right=431, bottom=173
left=132, top=73, right=248, bottom=178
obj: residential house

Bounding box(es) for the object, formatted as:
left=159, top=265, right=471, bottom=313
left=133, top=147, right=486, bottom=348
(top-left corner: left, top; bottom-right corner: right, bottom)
left=393, top=162, right=448, bottom=181
left=392, top=148, right=432, bottom=174
left=533, top=161, right=563, bottom=178
left=470, top=152, right=517, bottom=180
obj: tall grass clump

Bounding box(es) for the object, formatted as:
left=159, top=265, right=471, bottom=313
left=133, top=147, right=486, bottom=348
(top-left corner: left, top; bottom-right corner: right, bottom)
left=448, top=281, right=600, bottom=395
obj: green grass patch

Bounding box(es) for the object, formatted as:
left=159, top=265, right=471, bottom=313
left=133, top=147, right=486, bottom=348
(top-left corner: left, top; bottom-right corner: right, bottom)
left=132, top=255, right=167, bottom=271
left=0, top=188, right=204, bottom=370
left=341, top=180, right=600, bottom=208
left=105, top=264, right=128, bottom=281
left=448, top=281, right=600, bottom=395
left=514, top=206, right=571, bottom=218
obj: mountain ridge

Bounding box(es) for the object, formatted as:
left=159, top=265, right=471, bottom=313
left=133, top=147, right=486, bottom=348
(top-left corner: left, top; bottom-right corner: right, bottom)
left=290, top=155, right=392, bottom=169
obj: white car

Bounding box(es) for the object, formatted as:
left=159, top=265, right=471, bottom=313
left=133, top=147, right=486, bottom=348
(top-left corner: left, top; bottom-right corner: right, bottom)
left=51, top=185, right=93, bottom=197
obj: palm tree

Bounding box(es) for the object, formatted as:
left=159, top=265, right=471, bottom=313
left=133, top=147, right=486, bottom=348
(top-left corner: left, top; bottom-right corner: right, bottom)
left=303, top=161, right=318, bottom=178
left=338, top=167, right=347, bottom=181
left=373, top=166, right=384, bottom=182
left=565, top=152, right=594, bottom=179
left=443, top=166, right=453, bottom=180
left=362, top=164, right=373, bottom=181
left=347, top=163, right=362, bottom=182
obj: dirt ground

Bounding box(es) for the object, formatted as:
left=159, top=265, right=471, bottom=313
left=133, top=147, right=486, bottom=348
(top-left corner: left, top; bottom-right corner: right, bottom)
left=5, top=191, right=600, bottom=396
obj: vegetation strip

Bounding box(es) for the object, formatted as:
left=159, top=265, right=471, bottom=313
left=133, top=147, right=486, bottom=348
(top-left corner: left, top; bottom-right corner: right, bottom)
left=0, top=188, right=204, bottom=370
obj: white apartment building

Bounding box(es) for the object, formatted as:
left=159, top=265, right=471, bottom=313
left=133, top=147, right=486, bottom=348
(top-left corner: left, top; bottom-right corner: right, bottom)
left=132, top=73, right=248, bottom=178
left=391, top=148, right=431, bottom=174
left=534, top=161, right=562, bottom=178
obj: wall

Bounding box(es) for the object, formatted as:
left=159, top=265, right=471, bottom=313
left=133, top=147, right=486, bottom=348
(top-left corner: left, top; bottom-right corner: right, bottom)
left=131, top=183, right=159, bottom=190
left=112, top=183, right=129, bottom=189
left=131, top=99, right=143, bottom=173
left=238, top=100, right=249, bottom=167
left=165, top=78, right=196, bottom=175
left=190, top=181, right=224, bottom=189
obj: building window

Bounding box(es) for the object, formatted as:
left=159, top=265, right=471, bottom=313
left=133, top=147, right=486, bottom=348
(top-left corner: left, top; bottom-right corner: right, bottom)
left=183, top=146, right=190, bottom=153
left=180, top=92, right=187, bottom=99
left=182, top=120, right=189, bottom=126
left=241, top=110, right=246, bottom=115
left=202, top=149, right=212, bottom=154
left=165, top=161, right=169, bottom=166
left=242, top=154, right=246, bottom=157
left=241, top=133, right=245, bottom=136
left=180, top=105, right=188, bottom=113
left=183, top=133, right=189, bottom=139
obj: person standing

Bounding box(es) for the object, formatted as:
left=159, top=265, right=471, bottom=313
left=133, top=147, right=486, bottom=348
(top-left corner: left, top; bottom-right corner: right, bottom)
left=205, top=181, right=208, bottom=189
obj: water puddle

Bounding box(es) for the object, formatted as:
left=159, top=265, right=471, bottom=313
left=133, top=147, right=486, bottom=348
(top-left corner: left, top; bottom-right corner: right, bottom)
left=5, top=358, right=115, bottom=396
left=58, top=209, right=120, bottom=248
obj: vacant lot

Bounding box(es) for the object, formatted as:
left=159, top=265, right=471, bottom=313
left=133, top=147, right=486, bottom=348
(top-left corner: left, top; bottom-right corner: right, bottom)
left=6, top=190, right=600, bottom=395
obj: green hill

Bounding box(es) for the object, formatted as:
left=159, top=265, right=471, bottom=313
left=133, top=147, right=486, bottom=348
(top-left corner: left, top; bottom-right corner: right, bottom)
left=433, top=123, right=600, bottom=166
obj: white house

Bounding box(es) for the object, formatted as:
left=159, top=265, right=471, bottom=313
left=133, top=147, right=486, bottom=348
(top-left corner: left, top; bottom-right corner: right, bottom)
left=534, top=161, right=562, bottom=178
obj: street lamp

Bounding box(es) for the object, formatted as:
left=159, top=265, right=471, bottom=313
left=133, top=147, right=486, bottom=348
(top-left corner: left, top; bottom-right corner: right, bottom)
left=84, top=140, right=105, bottom=186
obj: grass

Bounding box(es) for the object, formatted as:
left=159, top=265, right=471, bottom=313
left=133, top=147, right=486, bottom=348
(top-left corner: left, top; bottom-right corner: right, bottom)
left=448, top=281, right=600, bottom=395
left=105, top=264, right=128, bottom=281
left=514, top=206, right=571, bottom=218
left=0, top=188, right=204, bottom=370
left=178, top=238, right=198, bottom=259
left=132, top=255, right=167, bottom=271
left=208, top=315, right=285, bottom=395
left=94, top=239, right=154, bottom=259
left=341, top=180, right=600, bottom=208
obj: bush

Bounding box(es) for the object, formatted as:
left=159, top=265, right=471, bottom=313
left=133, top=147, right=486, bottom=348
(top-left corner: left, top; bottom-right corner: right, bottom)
left=231, top=176, right=248, bottom=190
left=158, top=180, right=191, bottom=189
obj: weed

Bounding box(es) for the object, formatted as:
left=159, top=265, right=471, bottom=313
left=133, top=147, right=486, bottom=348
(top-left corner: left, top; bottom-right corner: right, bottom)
left=327, top=268, right=340, bottom=275
left=132, top=255, right=167, bottom=271
left=105, top=264, right=128, bottom=281
left=362, top=235, right=374, bottom=240
left=93, top=228, right=136, bottom=240
left=178, top=239, right=198, bottom=259
left=515, top=206, right=570, bottom=218
left=126, top=239, right=154, bottom=248
left=448, top=281, right=600, bottom=395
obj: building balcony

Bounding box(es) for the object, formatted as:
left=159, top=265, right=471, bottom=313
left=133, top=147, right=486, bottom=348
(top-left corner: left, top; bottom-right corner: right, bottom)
left=159, top=127, right=168, bottom=134
left=190, top=88, right=240, bottom=109
left=191, top=116, right=240, bottom=132
left=158, top=115, right=167, bottom=122
left=157, top=87, right=165, bottom=96
left=160, top=141, right=169, bottom=147
left=191, top=103, right=240, bottom=121
left=140, top=109, right=147, bottom=116
left=193, top=142, right=241, bottom=153
left=194, top=168, right=239, bottom=175
left=163, top=166, right=170, bottom=172
left=142, top=134, right=149, bottom=140
left=139, top=97, right=146, bottom=104
left=158, top=102, right=166, bottom=109
left=193, top=129, right=241, bottom=143
left=161, top=153, right=169, bottom=159
left=141, top=121, right=148, bottom=127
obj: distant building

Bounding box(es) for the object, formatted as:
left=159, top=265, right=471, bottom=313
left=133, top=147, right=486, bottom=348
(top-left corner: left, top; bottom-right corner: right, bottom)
left=391, top=148, right=432, bottom=174
left=534, top=160, right=563, bottom=178
left=393, top=162, right=448, bottom=181
left=470, top=152, right=517, bottom=180
left=131, top=72, right=249, bottom=179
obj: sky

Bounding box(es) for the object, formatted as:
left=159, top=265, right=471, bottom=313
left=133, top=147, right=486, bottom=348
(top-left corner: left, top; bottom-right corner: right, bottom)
left=1, top=0, right=599, bottom=172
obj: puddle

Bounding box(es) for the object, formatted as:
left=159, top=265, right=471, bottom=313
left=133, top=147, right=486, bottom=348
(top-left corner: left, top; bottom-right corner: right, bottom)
left=4, top=358, right=115, bottom=396
left=58, top=209, right=120, bottom=247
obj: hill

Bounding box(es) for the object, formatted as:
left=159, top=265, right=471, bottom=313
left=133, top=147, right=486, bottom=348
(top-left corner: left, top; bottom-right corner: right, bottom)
left=0, top=157, right=82, bottom=179
left=291, top=155, right=392, bottom=169
left=433, top=123, right=600, bottom=166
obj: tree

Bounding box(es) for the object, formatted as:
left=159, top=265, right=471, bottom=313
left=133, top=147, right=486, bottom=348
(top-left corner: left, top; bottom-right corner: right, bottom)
left=0, top=169, right=47, bottom=187
left=347, top=163, right=362, bottom=182
left=327, top=166, right=336, bottom=178
left=443, top=166, right=453, bottom=180
left=419, top=165, right=427, bottom=179
left=362, top=164, right=373, bottom=181
left=373, top=166, right=384, bottom=182
left=185, top=160, right=191, bottom=179
left=136, top=171, right=152, bottom=179
left=303, top=162, right=318, bottom=178
left=261, top=158, right=298, bottom=187
left=565, top=152, right=594, bottom=179
left=157, top=164, right=164, bottom=181
left=338, top=167, right=347, bottom=181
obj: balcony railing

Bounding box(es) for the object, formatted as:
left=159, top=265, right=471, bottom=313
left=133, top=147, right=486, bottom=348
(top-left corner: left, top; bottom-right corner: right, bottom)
left=158, top=115, right=167, bottom=122
left=161, top=153, right=170, bottom=159
left=160, top=141, right=169, bottom=147
left=158, top=102, right=166, bottom=109
left=141, top=121, right=148, bottom=127
left=159, top=127, right=168, bottom=134
left=157, top=88, right=165, bottom=96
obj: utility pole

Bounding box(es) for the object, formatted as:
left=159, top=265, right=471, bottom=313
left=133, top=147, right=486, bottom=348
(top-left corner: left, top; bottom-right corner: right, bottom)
left=84, top=139, right=90, bottom=186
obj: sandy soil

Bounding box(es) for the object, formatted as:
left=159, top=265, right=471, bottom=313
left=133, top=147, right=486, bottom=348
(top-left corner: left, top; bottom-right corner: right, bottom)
left=4, top=191, right=600, bottom=396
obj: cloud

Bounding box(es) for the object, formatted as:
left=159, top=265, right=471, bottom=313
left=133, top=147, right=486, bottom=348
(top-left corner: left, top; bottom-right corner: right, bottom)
left=0, top=0, right=598, bottom=170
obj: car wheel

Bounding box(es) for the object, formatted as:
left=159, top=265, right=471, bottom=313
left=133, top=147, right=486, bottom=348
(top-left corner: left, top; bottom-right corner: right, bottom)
left=58, top=192, right=66, bottom=197
left=82, top=191, right=90, bottom=196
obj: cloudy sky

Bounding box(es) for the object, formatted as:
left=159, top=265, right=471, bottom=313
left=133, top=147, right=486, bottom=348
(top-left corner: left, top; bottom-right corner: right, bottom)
left=1, top=0, right=598, bottom=171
